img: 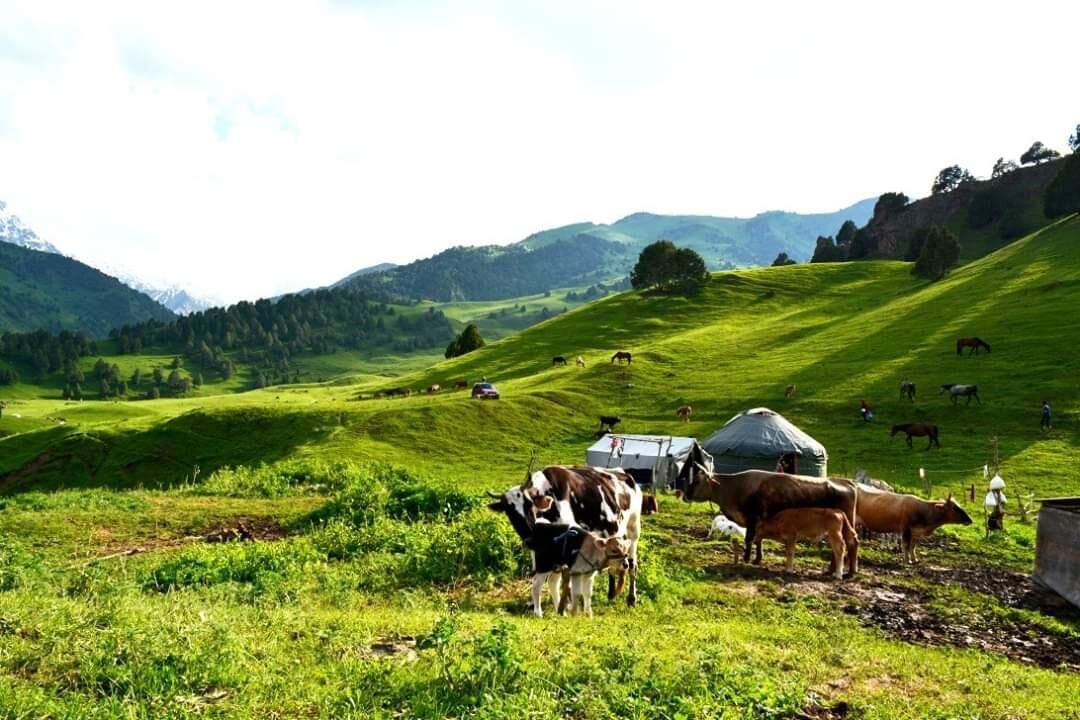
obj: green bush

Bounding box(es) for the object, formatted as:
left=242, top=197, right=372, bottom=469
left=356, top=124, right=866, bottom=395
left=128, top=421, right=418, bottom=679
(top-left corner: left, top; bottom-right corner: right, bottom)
left=195, top=459, right=368, bottom=498
left=0, top=537, right=46, bottom=592
left=141, top=537, right=325, bottom=593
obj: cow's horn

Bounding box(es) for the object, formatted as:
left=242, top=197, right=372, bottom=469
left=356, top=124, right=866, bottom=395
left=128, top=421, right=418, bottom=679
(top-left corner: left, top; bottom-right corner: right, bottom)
left=485, top=490, right=503, bottom=499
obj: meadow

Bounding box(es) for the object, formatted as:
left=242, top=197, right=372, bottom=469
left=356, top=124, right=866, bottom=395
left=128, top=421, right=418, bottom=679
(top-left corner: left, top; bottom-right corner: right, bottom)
left=1, top=217, right=1079, bottom=718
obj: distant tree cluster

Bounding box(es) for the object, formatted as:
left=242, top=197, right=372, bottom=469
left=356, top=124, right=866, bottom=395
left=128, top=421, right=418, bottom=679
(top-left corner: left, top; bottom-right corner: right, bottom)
left=564, top=277, right=631, bottom=302
left=445, top=324, right=486, bottom=359
left=911, top=226, right=960, bottom=281
left=630, top=241, right=709, bottom=295
left=0, top=330, right=97, bottom=379
left=991, top=157, right=1019, bottom=178
left=0, top=367, right=19, bottom=385
left=771, top=252, right=797, bottom=266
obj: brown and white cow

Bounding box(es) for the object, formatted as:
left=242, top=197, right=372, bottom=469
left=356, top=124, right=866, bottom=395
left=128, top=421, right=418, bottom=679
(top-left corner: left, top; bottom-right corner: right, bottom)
left=487, top=465, right=643, bottom=608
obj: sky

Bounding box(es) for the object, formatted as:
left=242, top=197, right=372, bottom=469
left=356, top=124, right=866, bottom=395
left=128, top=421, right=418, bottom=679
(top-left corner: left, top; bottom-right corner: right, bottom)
left=1, top=1, right=1077, bottom=303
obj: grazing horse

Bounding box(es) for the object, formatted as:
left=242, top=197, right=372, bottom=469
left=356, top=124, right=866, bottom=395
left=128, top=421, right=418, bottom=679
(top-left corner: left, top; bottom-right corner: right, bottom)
left=956, top=337, right=991, bottom=355
left=891, top=423, right=940, bottom=449
left=785, top=384, right=797, bottom=399
left=941, top=384, right=980, bottom=404
left=611, top=351, right=632, bottom=364
left=899, top=380, right=916, bottom=401
left=676, top=404, right=693, bottom=422
left=576, top=356, right=586, bottom=368
left=453, top=379, right=469, bottom=390
left=552, top=355, right=568, bottom=366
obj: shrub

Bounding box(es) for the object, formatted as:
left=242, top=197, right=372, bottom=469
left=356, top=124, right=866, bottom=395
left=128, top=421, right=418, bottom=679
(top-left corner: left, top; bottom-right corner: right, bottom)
left=141, top=537, right=325, bottom=593
left=0, top=537, right=46, bottom=591
left=196, top=459, right=368, bottom=498
left=408, top=508, right=524, bottom=585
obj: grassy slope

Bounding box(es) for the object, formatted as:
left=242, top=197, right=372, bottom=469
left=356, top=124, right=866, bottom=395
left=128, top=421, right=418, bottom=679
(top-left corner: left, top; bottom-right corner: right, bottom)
left=2, top=217, right=1080, bottom=718
left=0, top=241, right=174, bottom=335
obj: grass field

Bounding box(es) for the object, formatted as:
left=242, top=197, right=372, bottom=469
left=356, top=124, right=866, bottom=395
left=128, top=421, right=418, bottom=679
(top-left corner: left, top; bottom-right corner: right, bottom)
left=1, top=216, right=1079, bottom=718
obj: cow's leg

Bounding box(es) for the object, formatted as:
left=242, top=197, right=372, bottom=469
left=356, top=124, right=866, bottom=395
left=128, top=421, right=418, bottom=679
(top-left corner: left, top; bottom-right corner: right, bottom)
left=784, top=541, right=795, bottom=572
left=846, top=529, right=859, bottom=576
left=752, top=538, right=763, bottom=565
left=547, top=572, right=562, bottom=615
left=902, top=529, right=914, bottom=564
left=582, top=574, right=595, bottom=618
left=607, top=572, right=618, bottom=600
left=910, top=539, right=919, bottom=564
left=743, top=517, right=758, bottom=563
left=568, top=576, right=581, bottom=616
left=532, top=573, right=549, bottom=617
left=558, top=571, right=571, bottom=615
left=906, top=435, right=913, bottom=448
left=827, top=532, right=845, bottom=580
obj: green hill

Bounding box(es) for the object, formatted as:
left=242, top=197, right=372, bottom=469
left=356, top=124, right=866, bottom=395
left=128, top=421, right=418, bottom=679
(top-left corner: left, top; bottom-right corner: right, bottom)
left=2, top=216, right=1079, bottom=718
left=337, top=199, right=877, bottom=302
left=0, top=241, right=174, bottom=336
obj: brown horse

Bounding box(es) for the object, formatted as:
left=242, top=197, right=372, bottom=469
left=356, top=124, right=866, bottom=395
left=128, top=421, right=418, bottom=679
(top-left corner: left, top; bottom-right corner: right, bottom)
left=453, top=379, right=469, bottom=390
left=891, top=423, right=940, bottom=449
left=611, top=351, right=632, bottom=364
left=785, top=384, right=797, bottom=399
left=676, top=405, right=692, bottom=422
left=956, top=337, right=991, bottom=355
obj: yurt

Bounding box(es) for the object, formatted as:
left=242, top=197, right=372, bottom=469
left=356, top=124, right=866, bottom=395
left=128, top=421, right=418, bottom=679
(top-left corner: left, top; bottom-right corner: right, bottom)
left=701, top=407, right=828, bottom=477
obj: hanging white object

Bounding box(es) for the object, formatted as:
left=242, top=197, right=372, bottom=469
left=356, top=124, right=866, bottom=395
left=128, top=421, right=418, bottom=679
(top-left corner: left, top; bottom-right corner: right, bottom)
left=984, top=491, right=999, bottom=508
left=989, top=474, right=1005, bottom=491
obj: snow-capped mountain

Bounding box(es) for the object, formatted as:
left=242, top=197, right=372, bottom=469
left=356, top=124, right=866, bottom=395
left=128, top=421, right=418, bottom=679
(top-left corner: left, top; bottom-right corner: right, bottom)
left=0, top=200, right=62, bottom=254
left=115, top=275, right=217, bottom=316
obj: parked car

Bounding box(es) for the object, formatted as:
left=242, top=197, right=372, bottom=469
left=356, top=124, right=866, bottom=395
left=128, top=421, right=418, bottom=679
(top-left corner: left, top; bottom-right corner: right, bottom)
left=471, top=382, right=500, bottom=400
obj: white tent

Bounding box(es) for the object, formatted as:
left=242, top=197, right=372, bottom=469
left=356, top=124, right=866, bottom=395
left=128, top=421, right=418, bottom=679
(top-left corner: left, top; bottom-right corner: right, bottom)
left=586, top=434, right=701, bottom=488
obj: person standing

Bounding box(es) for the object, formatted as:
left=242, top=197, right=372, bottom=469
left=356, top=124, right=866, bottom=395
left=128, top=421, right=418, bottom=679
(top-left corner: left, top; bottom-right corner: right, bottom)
left=1041, top=400, right=1052, bottom=431
left=860, top=399, right=873, bottom=422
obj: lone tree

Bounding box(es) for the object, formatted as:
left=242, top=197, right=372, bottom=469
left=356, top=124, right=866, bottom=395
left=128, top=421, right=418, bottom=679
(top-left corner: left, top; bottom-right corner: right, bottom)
left=1070, top=124, right=1080, bottom=154
left=991, top=157, right=1018, bottom=178
left=630, top=240, right=709, bottom=294
left=445, top=323, right=485, bottom=359
left=771, top=252, right=797, bottom=266
left=1020, top=141, right=1061, bottom=165
left=931, top=165, right=976, bottom=194
left=912, top=226, right=961, bottom=281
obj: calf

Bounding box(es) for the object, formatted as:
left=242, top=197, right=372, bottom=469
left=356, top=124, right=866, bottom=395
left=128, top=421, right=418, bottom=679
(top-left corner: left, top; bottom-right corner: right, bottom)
left=754, top=508, right=857, bottom=580
left=856, top=487, right=972, bottom=563
left=488, top=465, right=643, bottom=607
left=681, top=466, right=859, bottom=574
left=598, top=415, right=621, bottom=433
left=527, top=523, right=631, bottom=617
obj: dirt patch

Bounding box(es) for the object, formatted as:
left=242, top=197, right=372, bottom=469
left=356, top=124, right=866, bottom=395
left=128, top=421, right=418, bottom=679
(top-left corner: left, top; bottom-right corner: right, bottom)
left=83, top=517, right=288, bottom=565
left=358, top=636, right=418, bottom=663
left=0, top=452, right=55, bottom=491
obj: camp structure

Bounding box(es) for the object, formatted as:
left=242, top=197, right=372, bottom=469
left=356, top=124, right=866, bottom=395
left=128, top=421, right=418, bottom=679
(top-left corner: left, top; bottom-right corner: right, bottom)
left=586, top=434, right=705, bottom=488
left=1034, top=497, right=1080, bottom=609
left=701, top=407, right=828, bottom=477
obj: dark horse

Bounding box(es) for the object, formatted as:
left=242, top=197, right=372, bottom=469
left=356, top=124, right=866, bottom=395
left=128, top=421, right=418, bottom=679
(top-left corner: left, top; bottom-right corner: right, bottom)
left=899, top=380, right=916, bottom=401
left=611, top=351, right=633, bottom=364
left=552, top=355, right=568, bottom=366
left=941, top=384, right=980, bottom=405
left=891, top=423, right=940, bottom=449
left=956, top=337, right=991, bottom=355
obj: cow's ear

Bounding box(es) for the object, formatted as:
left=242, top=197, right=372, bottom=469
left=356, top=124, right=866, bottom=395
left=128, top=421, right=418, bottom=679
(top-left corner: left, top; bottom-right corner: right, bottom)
left=946, top=492, right=954, bottom=502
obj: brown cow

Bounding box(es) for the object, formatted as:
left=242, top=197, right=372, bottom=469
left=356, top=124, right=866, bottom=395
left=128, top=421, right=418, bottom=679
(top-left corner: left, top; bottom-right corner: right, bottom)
left=856, top=486, right=972, bottom=563
left=676, top=405, right=692, bottom=422
left=681, top=466, right=859, bottom=574
left=754, top=508, right=857, bottom=580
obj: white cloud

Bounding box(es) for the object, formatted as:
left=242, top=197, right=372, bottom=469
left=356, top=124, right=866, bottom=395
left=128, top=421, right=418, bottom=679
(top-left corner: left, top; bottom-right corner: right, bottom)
left=1, top=0, right=1077, bottom=302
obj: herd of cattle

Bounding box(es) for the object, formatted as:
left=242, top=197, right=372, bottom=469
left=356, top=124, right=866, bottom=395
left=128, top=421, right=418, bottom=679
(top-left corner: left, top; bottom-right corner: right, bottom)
left=487, top=464, right=973, bottom=617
